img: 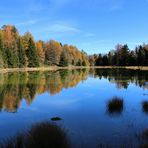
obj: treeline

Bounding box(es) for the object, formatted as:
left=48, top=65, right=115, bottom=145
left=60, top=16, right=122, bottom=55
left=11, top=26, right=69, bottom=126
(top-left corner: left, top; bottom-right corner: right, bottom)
left=1, top=25, right=148, bottom=68
left=0, top=25, right=89, bottom=68
left=89, top=44, right=148, bottom=66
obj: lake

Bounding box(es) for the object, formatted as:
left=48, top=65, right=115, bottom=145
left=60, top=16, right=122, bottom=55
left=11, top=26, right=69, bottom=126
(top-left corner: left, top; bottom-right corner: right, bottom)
left=0, top=68, right=148, bottom=147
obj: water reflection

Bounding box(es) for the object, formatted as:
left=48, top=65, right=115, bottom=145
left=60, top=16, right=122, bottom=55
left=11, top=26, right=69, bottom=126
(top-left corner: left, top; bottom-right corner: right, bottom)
left=142, top=101, right=148, bottom=114
left=0, top=69, right=89, bottom=112
left=0, top=68, right=148, bottom=147
left=107, top=96, right=124, bottom=116
left=94, top=69, right=148, bottom=89
left=0, top=122, right=70, bottom=148
left=136, top=128, right=148, bottom=147
left=0, top=68, right=148, bottom=113
left=2, top=120, right=148, bottom=148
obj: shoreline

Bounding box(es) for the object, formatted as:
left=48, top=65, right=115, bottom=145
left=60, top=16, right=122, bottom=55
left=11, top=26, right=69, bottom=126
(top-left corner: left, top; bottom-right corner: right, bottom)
left=93, top=66, right=148, bottom=71
left=0, top=66, right=148, bottom=73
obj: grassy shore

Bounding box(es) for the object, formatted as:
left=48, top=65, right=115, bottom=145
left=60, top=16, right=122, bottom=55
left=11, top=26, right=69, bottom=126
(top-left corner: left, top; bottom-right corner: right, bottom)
left=0, top=66, right=90, bottom=73
left=0, top=66, right=148, bottom=73
left=94, top=66, right=148, bottom=71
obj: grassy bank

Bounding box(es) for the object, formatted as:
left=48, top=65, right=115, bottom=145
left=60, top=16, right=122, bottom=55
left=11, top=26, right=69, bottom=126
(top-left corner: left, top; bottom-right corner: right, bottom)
left=93, top=66, right=148, bottom=71
left=0, top=66, right=91, bottom=73
left=0, top=66, right=148, bottom=73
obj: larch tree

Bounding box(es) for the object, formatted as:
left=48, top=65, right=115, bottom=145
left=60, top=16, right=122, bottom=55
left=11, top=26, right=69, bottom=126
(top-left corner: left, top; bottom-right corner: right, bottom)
left=2, top=25, right=19, bottom=68
left=0, top=29, right=4, bottom=68
left=36, top=40, right=45, bottom=65
left=46, top=40, right=62, bottom=65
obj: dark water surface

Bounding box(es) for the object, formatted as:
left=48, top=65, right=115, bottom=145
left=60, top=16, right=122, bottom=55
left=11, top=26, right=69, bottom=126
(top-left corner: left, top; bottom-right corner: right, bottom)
left=0, top=69, right=148, bottom=147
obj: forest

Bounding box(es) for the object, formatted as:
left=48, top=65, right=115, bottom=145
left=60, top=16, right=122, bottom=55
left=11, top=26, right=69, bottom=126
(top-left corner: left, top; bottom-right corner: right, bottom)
left=89, top=44, right=148, bottom=66
left=0, top=25, right=89, bottom=68
left=0, top=25, right=148, bottom=68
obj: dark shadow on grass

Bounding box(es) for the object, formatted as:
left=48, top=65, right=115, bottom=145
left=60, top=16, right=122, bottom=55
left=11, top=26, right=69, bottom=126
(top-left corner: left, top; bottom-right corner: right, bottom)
left=107, top=96, right=124, bottom=116
left=0, top=122, right=70, bottom=148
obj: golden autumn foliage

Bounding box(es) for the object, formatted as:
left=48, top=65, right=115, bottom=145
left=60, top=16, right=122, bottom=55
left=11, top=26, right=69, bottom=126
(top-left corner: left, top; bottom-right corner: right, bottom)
left=0, top=24, right=89, bottom=68
left=0, top=69, right=89, bottom=112
left=36, top=41, right=45, bottom=64
left=0, top=69, right=147, bottom=112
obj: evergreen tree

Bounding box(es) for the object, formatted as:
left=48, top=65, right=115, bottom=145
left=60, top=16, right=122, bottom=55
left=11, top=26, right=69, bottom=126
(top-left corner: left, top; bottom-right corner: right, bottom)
left=11, top=44, right=19, bottom=68
left=0, top=50, right=4, bottom=68
left=137, top=46, right=145, bottom=66
left=6, top=47, right=14, bottom=68
left=82, top=60, right=87, bottom=66
left=120, top=45, right=130, bottom=66
left=129, top=51, right=137, bottom=66
left=108, top=51, right=113, bottom=66
left=95, top=54, right=103, bottom=66
left=17, top=38, right=27, bottom=68
left=76, top=59, right=81, bottom=66
left=143, top=46, right=148, bottom=66
left=59, top=50, right=68, bottom=66
left=0, top=30, right=7, bottom=68
left=102, top=55, right=108, bottom=66
left=27, top=38, right=39, bottom=67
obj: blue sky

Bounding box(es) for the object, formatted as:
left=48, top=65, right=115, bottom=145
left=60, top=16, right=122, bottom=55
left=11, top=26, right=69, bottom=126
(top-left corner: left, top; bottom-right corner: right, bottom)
left=0, top=0, right=148, bottom=54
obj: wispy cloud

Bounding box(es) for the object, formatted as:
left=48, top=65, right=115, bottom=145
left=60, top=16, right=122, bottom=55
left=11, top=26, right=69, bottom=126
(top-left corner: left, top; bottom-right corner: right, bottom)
left=38, top=22, right=96, bottom=39
left=46, top=23, right=81, bottom=34
left=16, top=20, right=38, bottom=26
left=79, top=40, right=111, bottom=46
left=84, top=33, right=95, bottom=37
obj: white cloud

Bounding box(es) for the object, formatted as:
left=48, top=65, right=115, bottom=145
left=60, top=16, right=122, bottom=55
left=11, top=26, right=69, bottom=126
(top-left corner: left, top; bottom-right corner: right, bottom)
left=46, top=24, right=81, bottom=33
left=16, top=20, right=38, bottom=26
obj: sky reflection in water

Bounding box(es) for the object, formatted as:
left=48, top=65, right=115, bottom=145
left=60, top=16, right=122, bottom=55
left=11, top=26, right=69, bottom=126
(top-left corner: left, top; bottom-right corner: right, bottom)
left=0, top=69, right=148, bottom=147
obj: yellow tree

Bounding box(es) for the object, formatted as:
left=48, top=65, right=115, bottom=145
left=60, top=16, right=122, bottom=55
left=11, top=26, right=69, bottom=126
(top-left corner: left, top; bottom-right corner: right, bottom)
left=36, top=40, right=45, bottom=65
left=2, top=25, right=19, bottom=67
left=45, top=40, right=62, bottom=65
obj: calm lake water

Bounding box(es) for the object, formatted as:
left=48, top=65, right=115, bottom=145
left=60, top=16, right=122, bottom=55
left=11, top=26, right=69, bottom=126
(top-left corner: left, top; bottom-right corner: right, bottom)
left=0, top=69, right=148, bottom=147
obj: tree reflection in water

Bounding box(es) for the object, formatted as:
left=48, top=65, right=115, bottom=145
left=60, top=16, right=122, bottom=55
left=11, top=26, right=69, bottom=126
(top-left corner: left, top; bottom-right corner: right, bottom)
left=0, top=68, right=148, bottom=113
